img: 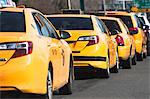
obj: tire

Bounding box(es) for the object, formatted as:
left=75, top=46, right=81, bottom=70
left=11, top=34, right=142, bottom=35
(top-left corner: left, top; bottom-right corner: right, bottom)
left=96, top=68, right=110, bottom=78
left=136, top=52, right=143, bottom=61
left=59, top=59, right=73, bottom=95
left=143, top=52, right=147, bottom=59
left=147, top=41, right=150, bottom=56
left=110, top=64, right=118, bottom=73
left=132, top=55, right=136, bottom=65
left=119, top=57, right=131, bottom=69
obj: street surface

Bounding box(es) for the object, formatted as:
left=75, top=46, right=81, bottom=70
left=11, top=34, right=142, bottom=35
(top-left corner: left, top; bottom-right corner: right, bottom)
left=54, top=57, right=150, bottom=99
left=1, top=57, right=150, bottom=99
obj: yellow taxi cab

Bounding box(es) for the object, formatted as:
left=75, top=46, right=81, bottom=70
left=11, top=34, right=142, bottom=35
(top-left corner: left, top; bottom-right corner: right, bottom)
left=0, top=7, right=73, bottom=99
left=106, top=11, right=146, bottom=61
left=46, top=14, right=119, bottom=78
left=99, top=16, right=136, bottom=69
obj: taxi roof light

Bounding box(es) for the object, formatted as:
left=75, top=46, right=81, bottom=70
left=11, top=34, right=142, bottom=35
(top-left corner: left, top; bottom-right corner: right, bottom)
left=62, top=9, right=82, bottom=14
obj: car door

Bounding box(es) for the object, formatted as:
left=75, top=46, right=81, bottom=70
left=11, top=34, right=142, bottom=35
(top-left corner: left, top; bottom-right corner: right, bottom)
left=96, top=18, right=116, bottom=67
left=36, top=13, right=69, bottom=86
left=32, top=13, right=64, bottom=89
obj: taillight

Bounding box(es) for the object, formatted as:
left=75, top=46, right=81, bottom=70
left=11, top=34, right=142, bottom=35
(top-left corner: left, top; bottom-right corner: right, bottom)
left=0, top=41, right=33, bottom=58
left=129, top=27, right=138, bottom=34
left=129, top=27, right=138, bottom=31
left=115, top=35, right=124, bottom=46
left=78, top=35, right=99, bottom=46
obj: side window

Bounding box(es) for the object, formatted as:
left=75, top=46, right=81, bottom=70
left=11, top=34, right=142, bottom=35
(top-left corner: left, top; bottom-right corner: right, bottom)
left=33, top=16, right=43, bottom=35
left=96, top=18, right=107, bottom=33
left=135, top=15, right=142, bottom=28
left=98, top=19, right=108, bottom=33
left=37, top=14, right=60, bottom=39
left=33, top=13, right=50, bottom=37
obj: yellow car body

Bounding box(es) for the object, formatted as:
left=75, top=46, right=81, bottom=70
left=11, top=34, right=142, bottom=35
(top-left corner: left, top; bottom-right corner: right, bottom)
left=0, top=8, right=73, bottom=96
left=99, top=16, right=136, bottom=67
left=47, top=14, right=118, bottom=76
left=106, top=11, right=145, bottom=61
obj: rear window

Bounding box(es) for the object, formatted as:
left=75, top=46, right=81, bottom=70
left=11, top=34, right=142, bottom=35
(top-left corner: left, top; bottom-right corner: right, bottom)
left=0, top=11, right=25, bottom=32
left=107, top=15, right=133, bottom=28
left=48, top=17, right=94, bottom=30
left=101, top=19, right=122, bottom=34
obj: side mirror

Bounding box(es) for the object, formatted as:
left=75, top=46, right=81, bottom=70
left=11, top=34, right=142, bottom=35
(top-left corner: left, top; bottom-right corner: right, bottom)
left=59, top=30, right=71, bottom=39
left=111, top=29, right=119, bottom=35
left=129, top=28, right=138, bottom=35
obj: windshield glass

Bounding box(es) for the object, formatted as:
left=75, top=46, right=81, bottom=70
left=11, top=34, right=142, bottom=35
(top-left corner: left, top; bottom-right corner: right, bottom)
left=48, top=17, right=94, bottom=30
left=0, top=11, right=25, bottom=32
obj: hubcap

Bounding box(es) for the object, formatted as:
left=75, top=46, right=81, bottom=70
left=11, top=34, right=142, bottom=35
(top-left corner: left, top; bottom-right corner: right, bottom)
left=116, top=51, right=119, bottom=69
left=107, top=67, right=110, bottom=74
left=107, top=56, right=110, bottom=74
left=47, top=71, right=52, bottom=99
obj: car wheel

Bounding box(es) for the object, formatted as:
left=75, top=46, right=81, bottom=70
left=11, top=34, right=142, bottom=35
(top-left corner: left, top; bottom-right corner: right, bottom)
left=110, top=51, right=119, bottom=73
left=147, top=41, right=150, bottom=56
left=136, top=52, right=143, bottom=61
left=96, top=56, right=110, bottom=78
left=132, top=55, right=136, bottom=65
left=59, top=60, right=73, bottom=95
left=143, top=52, right=147, bottom=58
left=96, top=68, right=110, bottom=78
left=45, top=70, right=53, bottom=99
left=119, top=56, right=131, bottom=69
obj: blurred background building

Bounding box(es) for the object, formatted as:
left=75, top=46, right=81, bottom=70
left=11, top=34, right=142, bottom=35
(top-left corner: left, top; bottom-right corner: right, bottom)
left=14, top=0, right=149, bottom=14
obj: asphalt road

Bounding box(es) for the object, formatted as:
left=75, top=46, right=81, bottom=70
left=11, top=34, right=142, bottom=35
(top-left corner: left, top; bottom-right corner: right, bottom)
left=54, top=57, right=150, bottom=99
left=1, top=57, right=150, bottom=99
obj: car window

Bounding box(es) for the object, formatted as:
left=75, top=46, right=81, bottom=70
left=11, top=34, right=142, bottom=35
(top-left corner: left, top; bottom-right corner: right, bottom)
left=101, top=19, right=122, bottom=34
left=96, top=18, right=107, bottom=33
left=48, top=17, right=94, bottom=30
left=37, top=14, right=60, bottom=39
left=135, top=15, right=142, bottom=28
left=147, top=12, right=150, bottom=22
left=138, top=17, right=145, bottom=26
left=139, top=17, right=145, bottom=24
left=121, top=20, right=130, bottom=34
left=33, top=15, right=43, bottom=35
left=107, top=15, right=133, bottom=29
left=33, top=13, right=50, bottom=37
left=0, top=11, right=26, bottom=32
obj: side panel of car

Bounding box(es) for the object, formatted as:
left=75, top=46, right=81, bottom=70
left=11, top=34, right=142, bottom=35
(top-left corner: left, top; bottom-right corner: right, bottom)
left=131, top=15, right=144, bottom=54
left=94, top=17, right=116, bottom=68
left=30, top=11, right=69, bottom=91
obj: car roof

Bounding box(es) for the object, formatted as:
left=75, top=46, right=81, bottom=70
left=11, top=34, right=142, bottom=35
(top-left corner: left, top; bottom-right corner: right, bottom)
left=106, top=11, right=135, bottom=16
left=46, top=14, right=93, bottom=18
left=99, top=16, right=120, bottom=21
left=0, top=7, right=40, bottom=13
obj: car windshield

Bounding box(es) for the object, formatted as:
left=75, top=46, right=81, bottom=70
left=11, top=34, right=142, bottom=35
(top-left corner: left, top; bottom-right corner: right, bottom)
left=0, top=11, right=25, bottom=32
left=108, top=15, right=133, bottom=29
left=48, top=17, right=94, bottom=30
left=101, top=19, right=122, bottom=34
